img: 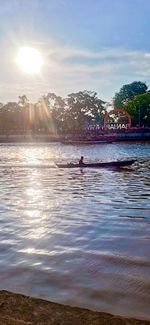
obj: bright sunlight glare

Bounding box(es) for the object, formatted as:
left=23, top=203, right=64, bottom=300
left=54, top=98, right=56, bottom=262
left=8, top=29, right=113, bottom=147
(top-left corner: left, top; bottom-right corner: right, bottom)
left=16, top=47, right=43, bottom=74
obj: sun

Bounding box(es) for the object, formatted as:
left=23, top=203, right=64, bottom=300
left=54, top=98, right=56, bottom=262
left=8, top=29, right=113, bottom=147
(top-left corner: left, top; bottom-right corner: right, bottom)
left=16, top=47, right=43, bottom=74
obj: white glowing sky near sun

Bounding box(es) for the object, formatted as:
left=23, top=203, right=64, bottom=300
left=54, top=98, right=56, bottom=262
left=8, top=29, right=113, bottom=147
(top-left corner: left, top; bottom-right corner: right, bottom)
left=16, top=47, right=43, bottom=75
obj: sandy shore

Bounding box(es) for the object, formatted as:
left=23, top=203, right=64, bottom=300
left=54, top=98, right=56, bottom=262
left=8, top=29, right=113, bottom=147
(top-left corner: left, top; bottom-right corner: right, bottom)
left=0, top=291, right=149, bottom=325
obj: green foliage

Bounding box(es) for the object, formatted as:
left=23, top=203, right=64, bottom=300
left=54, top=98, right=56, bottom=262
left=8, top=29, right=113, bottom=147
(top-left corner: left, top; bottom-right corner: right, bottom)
left=64, top=91, right=106, bottom=131
left=18, top=95, right=29, bottom=108
left=114, top=81, right=148, bottom=108
left=124, top=93, right=150, bottom=126
left=0, top=101, right=29, bottom=133
left=0, top=84, right=149, bottom=134
left=38, top=93, right=66, bottom=133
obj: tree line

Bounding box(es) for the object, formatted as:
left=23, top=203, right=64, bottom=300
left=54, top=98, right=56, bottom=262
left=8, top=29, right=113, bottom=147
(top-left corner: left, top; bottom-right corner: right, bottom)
left=114, top=81, right=150, bottom=127
left=0, top=81, right=149, bottom=135
left=0, top=91, right=106, bottom=135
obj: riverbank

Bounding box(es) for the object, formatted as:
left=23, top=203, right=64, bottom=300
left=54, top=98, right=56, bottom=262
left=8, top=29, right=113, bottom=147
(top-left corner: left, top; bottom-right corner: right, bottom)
left=0, top=291, right=149, bottom=325
left=0, top=131, right=150, bottom=143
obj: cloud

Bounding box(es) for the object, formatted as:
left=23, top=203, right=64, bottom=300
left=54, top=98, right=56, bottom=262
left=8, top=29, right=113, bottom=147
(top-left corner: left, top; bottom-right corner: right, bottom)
left=0, top=43, right=150, bottom=103
left=44, top=45, right=150, bottom=96
left=47, top=45, right=150, bottom=76
left=41, top=46, right=150, bottom=92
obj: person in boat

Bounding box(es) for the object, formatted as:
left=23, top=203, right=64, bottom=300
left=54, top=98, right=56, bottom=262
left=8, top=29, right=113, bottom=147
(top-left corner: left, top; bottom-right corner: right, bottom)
left=79, top=156, right=85, bottom=166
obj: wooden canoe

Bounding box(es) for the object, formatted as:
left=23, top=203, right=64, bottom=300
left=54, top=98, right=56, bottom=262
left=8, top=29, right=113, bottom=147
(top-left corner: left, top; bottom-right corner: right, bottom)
left=56, top=159, right=136, bottom=168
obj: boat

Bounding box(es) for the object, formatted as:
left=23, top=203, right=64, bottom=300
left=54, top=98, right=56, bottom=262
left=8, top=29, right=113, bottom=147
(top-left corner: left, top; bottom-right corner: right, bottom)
left=61, top=140, right=112, bottom=145
left=56, top=159, right=136, bottom=169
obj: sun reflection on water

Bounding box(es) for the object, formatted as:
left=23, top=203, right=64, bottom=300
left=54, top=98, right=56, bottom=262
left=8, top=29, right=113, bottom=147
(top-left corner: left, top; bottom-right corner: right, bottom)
left=20, top=149, right=49, bottom=240
left=24, top=148, right=41, bottom=165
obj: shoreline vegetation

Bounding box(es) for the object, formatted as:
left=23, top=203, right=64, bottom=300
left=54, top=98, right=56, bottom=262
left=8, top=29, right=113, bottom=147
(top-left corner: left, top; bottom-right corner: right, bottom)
left=0, top=82, right=150, bottom=139
left=0, top=291, right=149, bottom=325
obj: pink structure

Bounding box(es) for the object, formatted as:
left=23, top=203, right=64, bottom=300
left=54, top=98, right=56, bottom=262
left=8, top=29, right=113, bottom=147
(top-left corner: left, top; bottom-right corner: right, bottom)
left=104, top=108, right=132, bottom=130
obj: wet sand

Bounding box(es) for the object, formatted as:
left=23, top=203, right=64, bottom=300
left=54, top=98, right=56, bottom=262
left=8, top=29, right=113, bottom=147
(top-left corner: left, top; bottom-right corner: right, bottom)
left=0, top=291, right=149, bottom=325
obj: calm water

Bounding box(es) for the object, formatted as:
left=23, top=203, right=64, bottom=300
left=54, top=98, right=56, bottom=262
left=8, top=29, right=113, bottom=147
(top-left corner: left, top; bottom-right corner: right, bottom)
left=0, top=142, right=150, bottom=320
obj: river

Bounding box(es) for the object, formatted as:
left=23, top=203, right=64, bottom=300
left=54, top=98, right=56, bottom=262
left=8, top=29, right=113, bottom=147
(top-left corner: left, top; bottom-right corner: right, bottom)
left=0, top=142, right=150, bottom=320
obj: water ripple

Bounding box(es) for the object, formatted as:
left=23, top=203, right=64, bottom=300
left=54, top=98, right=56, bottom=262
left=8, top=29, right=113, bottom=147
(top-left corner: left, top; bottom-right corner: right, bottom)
left=0, top=142, right=150, bottom=320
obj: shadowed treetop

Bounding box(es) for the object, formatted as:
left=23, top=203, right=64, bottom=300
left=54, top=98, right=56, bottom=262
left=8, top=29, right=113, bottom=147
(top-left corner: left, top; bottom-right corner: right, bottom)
left=113, top=81, right=148, bottom=108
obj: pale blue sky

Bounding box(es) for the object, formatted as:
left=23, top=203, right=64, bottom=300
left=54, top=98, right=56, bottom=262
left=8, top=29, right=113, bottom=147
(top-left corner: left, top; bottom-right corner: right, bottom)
left=0, top=0, right=150, bottom=103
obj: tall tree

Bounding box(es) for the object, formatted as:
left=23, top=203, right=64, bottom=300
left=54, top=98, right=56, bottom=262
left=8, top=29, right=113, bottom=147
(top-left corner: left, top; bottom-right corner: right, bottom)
left=18, top=95, right=29, bottom=108
left=18, top=95, right=31, bottom=131
left=0, top=102, right=20, bottom=133
left=37, top=93, right=65, bottom=133
left=124, top=92, right=150, bottom=127
left=114, top=81, right=148, bottom=108
left=64, top=91, right=106, bottom=132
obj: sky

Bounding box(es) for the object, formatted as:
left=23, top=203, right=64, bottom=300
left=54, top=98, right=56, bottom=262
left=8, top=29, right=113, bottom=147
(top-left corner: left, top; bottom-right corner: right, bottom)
left=0, top=0, right=150, bottom=103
